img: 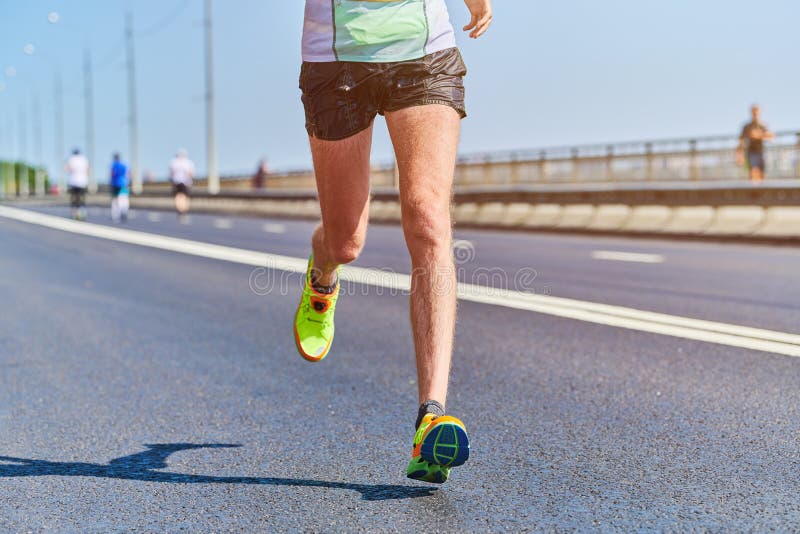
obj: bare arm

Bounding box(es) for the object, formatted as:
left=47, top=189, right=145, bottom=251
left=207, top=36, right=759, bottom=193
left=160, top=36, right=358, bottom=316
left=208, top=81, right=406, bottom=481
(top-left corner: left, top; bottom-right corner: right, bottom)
left=462, top=0, right=492, bottom=39
left=736, top=126, right=747, bottom=151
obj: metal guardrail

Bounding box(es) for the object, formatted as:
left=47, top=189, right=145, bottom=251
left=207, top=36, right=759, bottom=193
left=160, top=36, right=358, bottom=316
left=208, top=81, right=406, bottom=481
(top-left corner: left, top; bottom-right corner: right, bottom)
left=137, top=130, right=800, bottom=194
left=452, top=130, right=800, bottom=186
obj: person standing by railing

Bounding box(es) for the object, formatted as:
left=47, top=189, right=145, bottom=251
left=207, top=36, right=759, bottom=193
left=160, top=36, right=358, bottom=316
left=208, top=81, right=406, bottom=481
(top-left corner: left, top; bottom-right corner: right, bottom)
left=736, top=104, right=775, bottom=183
left=252, top=158, right=268, bottom=189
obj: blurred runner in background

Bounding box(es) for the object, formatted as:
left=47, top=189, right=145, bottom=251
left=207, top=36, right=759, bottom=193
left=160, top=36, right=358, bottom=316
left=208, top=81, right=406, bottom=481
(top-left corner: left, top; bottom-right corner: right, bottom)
left=252, top=158, right=269, bottom=189
left=736, top=104, right=775, bottom=183
left=65, top=148, right=89, bottom=221
left=169, top=149, right=195, bottom=217
left=109, top=153, right=130, bottom=223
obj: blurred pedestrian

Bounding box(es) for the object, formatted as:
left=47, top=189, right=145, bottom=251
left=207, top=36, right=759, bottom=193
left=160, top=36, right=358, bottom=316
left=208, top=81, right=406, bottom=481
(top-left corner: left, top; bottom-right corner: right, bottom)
left=109, top=152, right=130, bottom=223
left=65, top=148, right=89, bottom=220
left=736, top=104, right=775, bottom=183
left=169, top=149, right=195, bottom=217
left=252, top=159, right=269, bottom=189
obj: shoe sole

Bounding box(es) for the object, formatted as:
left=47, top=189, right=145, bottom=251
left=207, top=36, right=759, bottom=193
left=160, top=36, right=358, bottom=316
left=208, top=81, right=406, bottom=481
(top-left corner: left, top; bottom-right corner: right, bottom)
left=419, top=419, right=470, bottom=468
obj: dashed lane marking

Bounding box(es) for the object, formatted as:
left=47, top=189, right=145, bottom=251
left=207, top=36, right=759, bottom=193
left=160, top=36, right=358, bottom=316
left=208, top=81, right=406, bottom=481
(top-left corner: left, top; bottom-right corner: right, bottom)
left=592, top=250, right=664, bottom=264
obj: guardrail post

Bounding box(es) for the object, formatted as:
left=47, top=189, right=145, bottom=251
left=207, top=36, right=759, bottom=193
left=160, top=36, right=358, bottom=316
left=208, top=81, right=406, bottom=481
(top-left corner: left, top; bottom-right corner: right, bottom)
left=571, top=148, right=580, bottom=182
left=796, top=133, right=800, bottom=178
left=483, top=155, right=493, bottom=185
left=645, top=142, right=654, bottom=181
left=510, top=152, right=520, bottom=184
left=10, top=162, right=19, bottom=197
left=539, top=150, right=548, bottom=182
left=18, top=163, right=30, bottom=199
left=606, top=145, right=614, bottom=181
left=689, top=139, right=698, bottom=180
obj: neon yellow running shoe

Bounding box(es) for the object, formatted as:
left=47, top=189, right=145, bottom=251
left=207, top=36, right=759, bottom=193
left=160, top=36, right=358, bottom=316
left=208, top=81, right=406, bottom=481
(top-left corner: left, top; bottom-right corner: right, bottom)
left=406, top=414, right=470, bottom=484
left=293, top=256, right=339, bottom=362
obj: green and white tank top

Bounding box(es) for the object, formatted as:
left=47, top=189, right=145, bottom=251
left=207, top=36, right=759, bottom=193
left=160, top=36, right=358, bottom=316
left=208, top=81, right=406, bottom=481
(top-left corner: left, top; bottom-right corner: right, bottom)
left=302, top=0, right=457, bottom=63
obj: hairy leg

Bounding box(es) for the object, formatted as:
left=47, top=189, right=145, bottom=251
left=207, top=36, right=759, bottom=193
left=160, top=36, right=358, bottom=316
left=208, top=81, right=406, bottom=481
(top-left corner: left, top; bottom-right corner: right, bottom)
left=175, top=193, right=190, bottom=214
left=386, top=105, right=460, bottom=406
left=309, top=124, right=374, bottom=286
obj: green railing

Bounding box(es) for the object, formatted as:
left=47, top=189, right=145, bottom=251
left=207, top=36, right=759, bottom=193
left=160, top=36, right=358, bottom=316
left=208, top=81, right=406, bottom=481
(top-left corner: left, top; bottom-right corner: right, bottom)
left=0, top=161, right=49, bottom=199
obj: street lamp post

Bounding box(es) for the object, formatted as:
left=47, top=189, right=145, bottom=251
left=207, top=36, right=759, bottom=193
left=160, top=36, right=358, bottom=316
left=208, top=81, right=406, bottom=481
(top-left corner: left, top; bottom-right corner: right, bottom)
left=204, top=0, right=219, bottom=194
left=18, top=106, right=28, bottom=197
left=0, top=84, right=6, bottom=198
left=83, top=48, right=96, bottom=194
left=125, top=11, right=141, bottom=194
left=33, top=94, right=45, bottom=196
left=54, top=70, right=64, bottom=195
left=23, top=43, right=65, bottom=196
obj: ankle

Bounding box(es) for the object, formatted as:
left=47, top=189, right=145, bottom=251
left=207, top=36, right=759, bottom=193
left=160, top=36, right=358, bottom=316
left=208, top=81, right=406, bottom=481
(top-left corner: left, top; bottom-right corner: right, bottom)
left=415, top=400, right=445, bottom=429
left=311, top=271, right=338, bottom=294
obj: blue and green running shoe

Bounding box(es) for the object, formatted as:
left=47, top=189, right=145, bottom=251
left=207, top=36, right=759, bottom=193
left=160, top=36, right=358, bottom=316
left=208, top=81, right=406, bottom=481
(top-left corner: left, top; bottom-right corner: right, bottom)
left=406, top=413, right=470, bottom=484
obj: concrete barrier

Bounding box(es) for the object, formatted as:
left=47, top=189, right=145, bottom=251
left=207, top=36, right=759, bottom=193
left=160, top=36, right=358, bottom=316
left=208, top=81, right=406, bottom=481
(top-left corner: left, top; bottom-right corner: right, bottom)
left=475, top=202, right=507, bottom=225
left=755, top=207, right=800, bottom=237
left=294, top=200, right=320, bottom=218
left=622, top=205, right=673, bottom=233
left=661, top=206, right=715, bottom=234
left=587, top=204, right=631, bottom=231
left=523, top=204, right=562, bottom=228
left=370, top=200, right=401, bottom=222
left=501, top=202, right=533, bottom=227
left=63, top=190, right=800, bottom=241
left=705, top=206, right=765, bottom=235
left=555, top=204, right=595, bottom=229
left=131, top=196, right=173, bottom=210
left=454, top=202, right=480, bottom=225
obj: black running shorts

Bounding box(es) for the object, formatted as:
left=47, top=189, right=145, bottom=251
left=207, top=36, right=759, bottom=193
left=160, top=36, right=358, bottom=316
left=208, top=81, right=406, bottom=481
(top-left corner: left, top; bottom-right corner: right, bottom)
left=299, top=47, right=467, bottom=141
left=173, top=183, right=190, bottom=196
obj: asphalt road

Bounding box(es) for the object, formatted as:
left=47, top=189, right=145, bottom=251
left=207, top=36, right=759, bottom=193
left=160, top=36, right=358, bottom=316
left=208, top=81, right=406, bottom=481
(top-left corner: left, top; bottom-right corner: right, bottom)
left=1, top=203, right=800, bottom=531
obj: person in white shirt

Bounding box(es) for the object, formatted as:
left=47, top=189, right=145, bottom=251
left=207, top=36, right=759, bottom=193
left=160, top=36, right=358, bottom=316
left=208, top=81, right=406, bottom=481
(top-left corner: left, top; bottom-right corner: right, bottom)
left=169, top=148, right=195, bottom=216
left=65, top=148, right=90, bottom=220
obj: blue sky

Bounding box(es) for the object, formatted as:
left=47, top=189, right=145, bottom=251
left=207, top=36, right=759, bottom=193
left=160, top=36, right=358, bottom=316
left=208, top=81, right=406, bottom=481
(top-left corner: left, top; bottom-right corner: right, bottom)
left=1, top=0, right=799, bottom=179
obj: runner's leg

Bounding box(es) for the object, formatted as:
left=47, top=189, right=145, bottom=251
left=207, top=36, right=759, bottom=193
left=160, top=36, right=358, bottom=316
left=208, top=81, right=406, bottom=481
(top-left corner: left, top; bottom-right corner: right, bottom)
left=385, top=105, right=460, bottom=406
left=69, top=188, right=78, bottom=218
left=111, top=196, right=120, bottom=222
left=119, top=194, right=129, bottom=221
left=308, top=123, right=374, bottom=285
left=175, top=192, right=188, bottom=214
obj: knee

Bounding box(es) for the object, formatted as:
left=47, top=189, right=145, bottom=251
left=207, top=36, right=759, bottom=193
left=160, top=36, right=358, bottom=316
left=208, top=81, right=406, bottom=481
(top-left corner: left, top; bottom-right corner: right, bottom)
left=326, top=234, right=365, bottom=265
left=402, top=207, right=452, bottom=260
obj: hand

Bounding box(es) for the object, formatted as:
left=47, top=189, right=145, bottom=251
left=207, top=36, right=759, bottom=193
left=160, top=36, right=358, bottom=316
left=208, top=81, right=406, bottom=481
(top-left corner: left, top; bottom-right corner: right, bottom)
left=463, top=0, right=492, bottom=39
left=735, top=148, right=745, bottom=167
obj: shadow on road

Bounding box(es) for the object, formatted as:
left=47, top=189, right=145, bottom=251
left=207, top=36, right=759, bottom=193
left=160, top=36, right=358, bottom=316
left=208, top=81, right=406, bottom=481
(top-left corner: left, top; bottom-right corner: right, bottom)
left=0, top=443, right=436, bottom=502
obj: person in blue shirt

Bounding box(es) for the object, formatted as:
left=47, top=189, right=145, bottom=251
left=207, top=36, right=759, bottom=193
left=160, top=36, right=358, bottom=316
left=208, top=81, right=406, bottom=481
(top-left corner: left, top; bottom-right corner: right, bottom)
left=109, top=153, right=130, bottom=222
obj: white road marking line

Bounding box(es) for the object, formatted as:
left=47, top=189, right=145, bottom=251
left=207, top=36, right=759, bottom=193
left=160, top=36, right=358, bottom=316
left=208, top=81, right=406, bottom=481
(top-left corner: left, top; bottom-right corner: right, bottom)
left=263, top=223, right=286, bottom=234
left=146, top=212, right=161, bottom=222
left=592, top=250, right=664, bottom=264
left=213, top=218, right=232, bottom=230
left=2, top=204, right=799, bottom=358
